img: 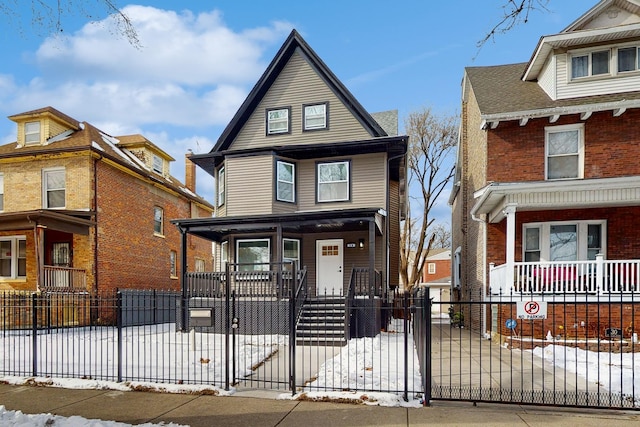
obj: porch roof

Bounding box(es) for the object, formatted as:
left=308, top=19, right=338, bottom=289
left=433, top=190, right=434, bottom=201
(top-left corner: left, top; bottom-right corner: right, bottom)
left=172, top=208, right=386, bottom=242
left=0, top=210, right=96, bottom=235
left=472, top=176, right=640, bottom=223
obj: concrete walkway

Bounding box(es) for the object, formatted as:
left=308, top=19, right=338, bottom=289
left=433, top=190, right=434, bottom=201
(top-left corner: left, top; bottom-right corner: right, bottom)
left=1, top=383, right=639, bottom=426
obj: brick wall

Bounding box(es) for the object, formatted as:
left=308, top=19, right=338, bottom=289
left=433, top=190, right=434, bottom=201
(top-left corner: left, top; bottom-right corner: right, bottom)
left=423, top=258, right=451, bottom=282
left=95, top=160, right=213, bottom=292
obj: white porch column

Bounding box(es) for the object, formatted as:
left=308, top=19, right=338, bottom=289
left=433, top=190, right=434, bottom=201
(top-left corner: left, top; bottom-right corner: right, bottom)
left=503, top=204, right=517, bottom=294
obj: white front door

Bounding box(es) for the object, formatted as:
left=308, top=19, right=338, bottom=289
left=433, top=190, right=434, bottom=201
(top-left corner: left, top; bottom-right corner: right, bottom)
left=316, top=239, right=343, bottom=296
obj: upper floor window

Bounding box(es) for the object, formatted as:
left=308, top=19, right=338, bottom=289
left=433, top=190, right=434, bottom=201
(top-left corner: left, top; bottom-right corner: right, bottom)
left=0, top=236, right=26, bottom=279
left=524, top=220, right=605, bottom=262
left=0, top=173, right=4, bottom=211
left=25, top=121, right=41, bottom=145
left=43, top=168, right=65, bottom=209
left=571, top=50, right=609, bottom=79
left=217, top=166, right=225, bottom=207
left=267, top=107, right=290, bottom=135
left=317, top=161, right=350, bottom=202
left=195, top=258, right=206, bottom=272
left=152, top=154, right=163, bottom=174
left=276, top=160, right=295, bottom=203
left=154, top=206, right=164, bottom=235
left=545, top=124, right=583, bottom=180
left=428, top=263, right=436, bottom=274
left=618, top=46, right=639, bottom=73
left=303, top=103, right=327, bottom=131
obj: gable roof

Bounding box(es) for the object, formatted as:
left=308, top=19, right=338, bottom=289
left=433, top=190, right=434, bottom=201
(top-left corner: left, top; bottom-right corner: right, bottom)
left=211, top=29, right=388, bottom=153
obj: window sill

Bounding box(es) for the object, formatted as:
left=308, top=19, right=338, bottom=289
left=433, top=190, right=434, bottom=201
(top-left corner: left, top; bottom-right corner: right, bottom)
left=154, top=233, right=165, bottom=238
left=170, top=276, right=178, bottom=280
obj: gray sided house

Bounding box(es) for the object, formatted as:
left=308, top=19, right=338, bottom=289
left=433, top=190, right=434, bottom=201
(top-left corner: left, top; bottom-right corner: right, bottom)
left=173, top=30, right=407, bottom=341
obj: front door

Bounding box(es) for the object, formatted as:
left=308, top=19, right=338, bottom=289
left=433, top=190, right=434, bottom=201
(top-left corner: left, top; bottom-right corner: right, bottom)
left=316, top=239, right=343, bottom=296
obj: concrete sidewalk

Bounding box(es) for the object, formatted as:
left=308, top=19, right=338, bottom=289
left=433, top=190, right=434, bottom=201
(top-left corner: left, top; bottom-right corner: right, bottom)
left=1, top=384, right=639, bottom=426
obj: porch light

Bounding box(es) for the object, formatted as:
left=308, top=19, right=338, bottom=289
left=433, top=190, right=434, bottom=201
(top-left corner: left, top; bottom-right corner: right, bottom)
left=358, top=238, right=365, bottom=249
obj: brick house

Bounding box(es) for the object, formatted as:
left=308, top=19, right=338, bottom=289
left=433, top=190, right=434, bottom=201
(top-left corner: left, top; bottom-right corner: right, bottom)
left=421, top=248, right=451, bottom=316
left=0, top=106, right=214, bottom=293
left=173, top=30, right=407, bottom=340
left=450, top=0, right=640, bottom=336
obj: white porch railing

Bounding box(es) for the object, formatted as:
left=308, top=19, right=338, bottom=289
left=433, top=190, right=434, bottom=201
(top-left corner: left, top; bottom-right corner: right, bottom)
left=489, top=255, right=640, bottom=295
left=41, top=265, right=87, bottom=291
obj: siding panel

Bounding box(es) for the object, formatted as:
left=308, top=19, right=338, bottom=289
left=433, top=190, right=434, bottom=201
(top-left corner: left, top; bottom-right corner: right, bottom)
left=226, top=155, right=273, bottom=216
left=231, top=50, right=372, bottom=151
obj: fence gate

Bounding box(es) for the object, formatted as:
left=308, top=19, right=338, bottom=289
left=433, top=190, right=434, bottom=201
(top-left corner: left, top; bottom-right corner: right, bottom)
left=427, top=297, right=640, bottom=410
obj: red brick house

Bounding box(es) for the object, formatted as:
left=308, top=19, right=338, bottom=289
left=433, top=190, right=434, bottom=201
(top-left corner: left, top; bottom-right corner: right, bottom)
left=450, top=0, right=640, bottom=336
left=0, top=106, right=214, bottom=293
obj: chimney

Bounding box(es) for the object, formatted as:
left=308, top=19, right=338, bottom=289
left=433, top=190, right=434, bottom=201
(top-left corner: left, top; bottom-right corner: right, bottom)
left=185, top=150, right=196, bottom=192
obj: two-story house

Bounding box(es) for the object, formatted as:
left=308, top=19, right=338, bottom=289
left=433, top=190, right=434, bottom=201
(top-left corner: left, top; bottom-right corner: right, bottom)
left=173, top=30, right=407, bottom=340
left=451, top=0, right=640, bottom=337
left=0, top=106, right=214, bottom=294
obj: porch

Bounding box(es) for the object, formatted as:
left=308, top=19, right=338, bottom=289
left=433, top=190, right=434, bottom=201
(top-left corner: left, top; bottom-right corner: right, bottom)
left=489, top=255, right=640, bottom=297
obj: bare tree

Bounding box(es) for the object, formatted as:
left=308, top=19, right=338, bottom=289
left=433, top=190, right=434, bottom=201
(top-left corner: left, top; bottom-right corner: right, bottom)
left=428, top=223, right=451, bottom=249
left=0, top=0, right=140, bottom=47
left=400, top=108, right=457, bottom=292
left=478, top=0, right=550, bottom=49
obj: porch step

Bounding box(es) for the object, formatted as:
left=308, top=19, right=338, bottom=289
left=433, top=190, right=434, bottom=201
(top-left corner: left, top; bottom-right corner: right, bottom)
left=296, top=298, right=347, bottom=346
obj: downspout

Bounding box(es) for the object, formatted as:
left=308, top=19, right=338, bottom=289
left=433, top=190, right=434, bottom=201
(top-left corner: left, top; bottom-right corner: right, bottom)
left=470, top=193, right=488, bottom=338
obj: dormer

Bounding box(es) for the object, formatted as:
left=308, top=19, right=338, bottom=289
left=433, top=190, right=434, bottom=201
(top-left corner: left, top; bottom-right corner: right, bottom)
left=9, top=106, right=81, bottom=148
left=523, top=0, right=640, bottom=100
left=116, top=134, right=175, bottom=177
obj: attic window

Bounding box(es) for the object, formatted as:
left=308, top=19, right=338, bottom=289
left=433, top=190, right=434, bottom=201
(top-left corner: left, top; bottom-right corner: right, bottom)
left=152, top=154, right=163, bottom=174
left=303, top=103, right=327, bottom=131
left=618, top=47, right=639, bottom=73
left=267, top=107, right=290, bottom=135
left=571, top=50, right=609, bottom=79
left=25, top=121, right=41, bottom=145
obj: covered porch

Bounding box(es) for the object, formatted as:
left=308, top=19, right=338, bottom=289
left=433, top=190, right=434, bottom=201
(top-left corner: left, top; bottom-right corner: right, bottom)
left=0, top=210, right=95, bottom=292
left=472, top=177, right=640, bottom=299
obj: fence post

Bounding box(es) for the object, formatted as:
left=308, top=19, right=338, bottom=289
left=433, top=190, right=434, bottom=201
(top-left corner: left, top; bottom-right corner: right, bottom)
left=289, top=263, right=296, bottom=394
left=224, top=262, right=231, bottom=391
left=116, top=291, right=122, bottom=383
left=31, top=293, right=38, bottom=377
left=424, top=290, right=432, bottom=407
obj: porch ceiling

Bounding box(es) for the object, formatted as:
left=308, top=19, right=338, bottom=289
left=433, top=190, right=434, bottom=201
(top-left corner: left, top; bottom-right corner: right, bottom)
left=0, top=210, right=96, bottom=235
left=472, top=176, right=640, bottom=223
left=172, top=208, right=385, bottom=242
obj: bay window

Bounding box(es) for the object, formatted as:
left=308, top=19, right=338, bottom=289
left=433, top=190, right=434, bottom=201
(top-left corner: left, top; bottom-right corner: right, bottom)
left=236, top=239, right=270, bottom=271
left=283, top=238, right=300, bottom=269
left=277, top=160, right=295, bottom=202
left=317, top=160, right=350, bottom=202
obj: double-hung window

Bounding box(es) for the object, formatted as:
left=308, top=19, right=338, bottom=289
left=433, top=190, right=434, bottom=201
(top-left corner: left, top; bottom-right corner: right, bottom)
left=170, top=250, right=177, bottom=277
left=152, top=154, right=163, bottom=174
left=618, top=46, right=640, bottom=73
left=154, top=206, right=164, bottom=235
left=236, top=239, right=270, bottom=272
left=25, top=121, right=41, bottom=145
left=317, top=161, right=350, bottom=202
left=0, top=236, right=26, bottom=279
left=276, top=160, right=295, bottom=202
left=0, top=173, right=4, bottom=211
left=283, top=238, right=300, bottom=269
left=303, top=103, right=327, bottom=130
left=545, top=124, right=583, bottom=180
left=267, top=107, right=290, bottom=135
left=571, top=50, right=610, bottom=79
left=523, top=221, right=605, bottom=262
left=217, top=167, right=225, bottom=207
left=43, top=168, right=66, bottom=209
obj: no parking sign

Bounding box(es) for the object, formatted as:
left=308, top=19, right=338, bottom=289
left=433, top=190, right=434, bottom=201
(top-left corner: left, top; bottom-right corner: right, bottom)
left=516, top=300, right=547, bottom=320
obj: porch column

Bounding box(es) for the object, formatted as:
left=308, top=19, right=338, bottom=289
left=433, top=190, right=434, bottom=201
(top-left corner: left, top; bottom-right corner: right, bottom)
left=179, top=227, right=188, bottom=332
left=34, top=225, right=46, bottom=290
left=369, top=219, right=375, bottom=299
left=503, top=204, right=517, bottom=294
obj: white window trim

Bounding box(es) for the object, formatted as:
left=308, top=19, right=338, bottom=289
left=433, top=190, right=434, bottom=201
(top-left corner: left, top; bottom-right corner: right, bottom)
left=42, top=167, right=66, bottom=209
left=170, top=250, right=177, bottom=278
left=24, top=121, right=41, bottom=145
left=276, top=160, right=295, bottom=203
left=154, top=206, right=164, bottom=236
left=152, top=154, right=164, bottom=175
left=283, top=238, right=300, bottom=269
left=522, top=220, right=607, bottom=261
left=303, top=103, right=327, bottom=131
left=236, top=238, right=270, bottom=271
left=195, top=258, right=206, bottom=272
left=427, top=263, right=436, bottom=274
left=569, top=49, right=611, bottom=80
left=0, top=236, right=27, bottom=279
left=544, top=123, right=584, bottom=181
left=317, top=161, right=350, bottom=202
left=267, top=107, right=290, bottom=135
left=217, top=166, right=225, bottom=207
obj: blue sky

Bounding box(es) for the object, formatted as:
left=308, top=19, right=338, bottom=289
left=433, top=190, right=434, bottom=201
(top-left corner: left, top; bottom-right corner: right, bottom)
left=0, top=1, right=585, bottom=213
